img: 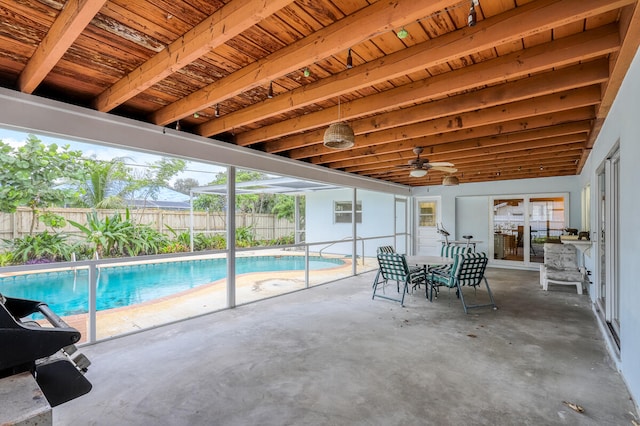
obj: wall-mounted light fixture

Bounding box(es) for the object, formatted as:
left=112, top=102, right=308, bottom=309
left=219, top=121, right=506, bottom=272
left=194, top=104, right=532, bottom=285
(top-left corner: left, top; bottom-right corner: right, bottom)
left=468, top=1, right=477, bottom=27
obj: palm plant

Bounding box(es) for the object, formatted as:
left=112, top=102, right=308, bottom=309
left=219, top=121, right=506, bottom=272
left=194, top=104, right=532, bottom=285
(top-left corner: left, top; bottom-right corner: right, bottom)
left=125, top=224, right=167, bottom=256
left=80, top=157, right=130, bottom=209
left=69, top=210, right=133, bottom=257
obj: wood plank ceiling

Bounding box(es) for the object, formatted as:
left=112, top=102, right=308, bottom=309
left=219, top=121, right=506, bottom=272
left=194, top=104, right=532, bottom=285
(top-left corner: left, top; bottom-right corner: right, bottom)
left=1, top=0, right=639, bottom=186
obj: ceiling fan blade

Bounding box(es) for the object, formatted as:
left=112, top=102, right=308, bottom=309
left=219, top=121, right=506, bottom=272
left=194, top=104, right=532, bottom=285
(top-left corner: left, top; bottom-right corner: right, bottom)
left=429, top=162, right=454, bottom=167
left=431, top=166, right=458, bottom=173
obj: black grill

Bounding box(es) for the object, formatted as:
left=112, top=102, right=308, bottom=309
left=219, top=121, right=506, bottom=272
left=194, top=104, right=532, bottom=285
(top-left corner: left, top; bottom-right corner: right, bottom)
left=0, top=293, right=92, bottom=407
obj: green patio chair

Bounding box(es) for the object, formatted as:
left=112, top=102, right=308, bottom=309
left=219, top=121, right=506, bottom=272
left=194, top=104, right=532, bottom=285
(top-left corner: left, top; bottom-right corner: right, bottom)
left=429, top=252, right=497, bottom=314
left=428, top=244, right=475, bottom=275
left=372, top=246, right=422, bottom=289
left=372, top=252, right=428, bottom=307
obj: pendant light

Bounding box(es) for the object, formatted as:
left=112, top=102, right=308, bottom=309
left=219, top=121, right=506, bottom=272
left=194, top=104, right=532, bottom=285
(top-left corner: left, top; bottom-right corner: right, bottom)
left=323, top=97, right=355, bottom=149
left=443, top=175, right=460, bottom=186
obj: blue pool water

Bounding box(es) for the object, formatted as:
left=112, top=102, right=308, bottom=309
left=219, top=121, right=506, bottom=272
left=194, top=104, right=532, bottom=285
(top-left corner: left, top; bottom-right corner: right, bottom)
left=0, top=256, right=343, bottom=317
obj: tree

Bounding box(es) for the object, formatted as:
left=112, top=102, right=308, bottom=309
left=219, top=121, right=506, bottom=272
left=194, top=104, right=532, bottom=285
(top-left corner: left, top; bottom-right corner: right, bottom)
left=271, top=194, right=304, bottom=222
left=173, top=177, right=200, bottom=194
left=0, top=135, right=86, bottom=233
left=79, top=156, right=130, bottom=209
left=192, top=170, right=269, bottom=213
left=76, top=156, right=187, bottom=210
left=125, top=157, right=186, bottom=206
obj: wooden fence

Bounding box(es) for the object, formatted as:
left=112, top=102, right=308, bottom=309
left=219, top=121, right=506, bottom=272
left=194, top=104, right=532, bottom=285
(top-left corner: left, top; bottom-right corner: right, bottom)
left=0, top=207, right=295, bottom=241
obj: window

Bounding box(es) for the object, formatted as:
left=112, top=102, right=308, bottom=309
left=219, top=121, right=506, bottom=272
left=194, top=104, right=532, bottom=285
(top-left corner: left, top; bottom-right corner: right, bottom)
left=418, top=201, right=437, bottom=227
left=334, top=201, right=362, bottom=223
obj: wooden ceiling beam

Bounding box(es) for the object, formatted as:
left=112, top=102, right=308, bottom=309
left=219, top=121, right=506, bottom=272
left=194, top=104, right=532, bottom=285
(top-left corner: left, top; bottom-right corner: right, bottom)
left=391, top=165, right=577, bottom=186
left=232, top=22, right=619, bottom=147
left=583, top=2, right=640, bottom=153
left=150, top=0, right=461, bottom=126
left=344, top=137, right=587, bottom=174
left=325, top=121, right=591, bottom=170
left=291, top=83, right=601, bottom=162
left=312, top=108, right=594, bottom=167
left=275, top=60, right=606, bottom=159
left=447, top=148, right=583, bottom=169
left=202, top=0, right=631, bottom=139
left=18, top=0, right=107, bottom=94
left=462, top=165, right=577, bottom=180
left=376, top=158, right=580, bottom=182
left=93, top=0, right=294, bottom=112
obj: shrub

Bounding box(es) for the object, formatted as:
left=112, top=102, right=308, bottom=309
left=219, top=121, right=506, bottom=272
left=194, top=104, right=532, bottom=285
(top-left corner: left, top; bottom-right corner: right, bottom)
left=194, top=233, right=226, bottom=251
left=235, top=226, right=256, bottom=248
left=266, top=234, right=295, bottom=246
left=69, top=210, right=132, bottom=257
left=3, top=231, right=75, bottom=264
left=0, top=251, right=13, bottom=266
left=125, top=224, right=168, bottom=256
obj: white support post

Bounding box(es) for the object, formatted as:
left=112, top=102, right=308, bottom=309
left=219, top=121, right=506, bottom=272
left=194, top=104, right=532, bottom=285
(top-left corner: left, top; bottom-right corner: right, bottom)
left=227, top=166, right=236, bottom=309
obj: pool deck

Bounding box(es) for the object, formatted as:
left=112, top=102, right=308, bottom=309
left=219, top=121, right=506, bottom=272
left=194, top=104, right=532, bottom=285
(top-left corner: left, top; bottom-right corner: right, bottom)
left=55, top=253, right=365, bottom=341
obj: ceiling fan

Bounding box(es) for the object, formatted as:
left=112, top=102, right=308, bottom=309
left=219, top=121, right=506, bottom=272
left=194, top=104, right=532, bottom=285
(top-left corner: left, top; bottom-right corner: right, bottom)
left=402, top=147, right=457, bottom=177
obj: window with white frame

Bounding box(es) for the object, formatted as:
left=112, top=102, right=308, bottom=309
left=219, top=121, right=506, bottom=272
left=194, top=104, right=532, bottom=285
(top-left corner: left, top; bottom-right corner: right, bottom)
left=334, top=201, right=362, bottom=223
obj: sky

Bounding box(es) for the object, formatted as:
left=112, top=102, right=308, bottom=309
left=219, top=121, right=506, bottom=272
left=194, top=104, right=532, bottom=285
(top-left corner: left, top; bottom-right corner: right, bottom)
left=0, top=127, right=224, bottom=186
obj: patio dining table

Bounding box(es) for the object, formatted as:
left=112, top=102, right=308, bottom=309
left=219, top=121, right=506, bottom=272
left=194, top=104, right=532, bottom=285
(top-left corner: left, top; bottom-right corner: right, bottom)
left=404, top=256, right=455, bottom=299
left=405, top=255, right=455, bottom=270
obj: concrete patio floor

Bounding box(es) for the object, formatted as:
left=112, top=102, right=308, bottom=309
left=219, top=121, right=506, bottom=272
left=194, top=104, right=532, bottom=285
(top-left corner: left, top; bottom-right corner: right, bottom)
left=54, top=268, right=638, bottom=425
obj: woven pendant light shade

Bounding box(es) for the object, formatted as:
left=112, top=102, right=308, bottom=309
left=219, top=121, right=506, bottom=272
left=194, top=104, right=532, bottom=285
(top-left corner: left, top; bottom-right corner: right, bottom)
left=443, top=175, right=460, bottom=186
left=323, top=122, right=355, bottom=149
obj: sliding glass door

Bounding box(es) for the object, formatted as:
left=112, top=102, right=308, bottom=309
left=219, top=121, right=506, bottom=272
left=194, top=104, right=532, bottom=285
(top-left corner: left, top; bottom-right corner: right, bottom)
left=493, top=198, right=524, bottom=261
left=596, top=149, right=620, bottom=346
left=491, top=194, right=567, bottom=266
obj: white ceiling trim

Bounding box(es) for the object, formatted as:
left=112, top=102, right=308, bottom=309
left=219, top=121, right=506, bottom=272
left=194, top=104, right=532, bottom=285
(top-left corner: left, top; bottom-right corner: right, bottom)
left=0, top=88, right=411, bottom=197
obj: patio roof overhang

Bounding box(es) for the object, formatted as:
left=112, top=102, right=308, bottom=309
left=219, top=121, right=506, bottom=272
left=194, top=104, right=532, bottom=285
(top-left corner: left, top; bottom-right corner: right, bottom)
left=191, top=177, right=343, bottom=196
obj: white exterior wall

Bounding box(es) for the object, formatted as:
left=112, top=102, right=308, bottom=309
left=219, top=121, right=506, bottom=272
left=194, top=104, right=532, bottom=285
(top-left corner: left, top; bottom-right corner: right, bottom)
left=407, top=50, right=640, bottom=407
left=306, top=189, right=397, bottom=257
left=411, top=176, right=580, bottom=258
left=577, top=47, right=640, bottom=406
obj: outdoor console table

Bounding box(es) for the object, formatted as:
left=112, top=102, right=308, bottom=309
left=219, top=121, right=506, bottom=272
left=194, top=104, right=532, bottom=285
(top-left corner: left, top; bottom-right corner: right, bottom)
left=560, top=236, right=594, bottom=278
left=560, top=236, right=593, bottom=257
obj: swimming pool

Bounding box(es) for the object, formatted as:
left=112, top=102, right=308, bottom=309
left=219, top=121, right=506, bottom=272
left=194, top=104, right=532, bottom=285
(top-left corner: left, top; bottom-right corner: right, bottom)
left=0, top=255, right=344, bottom=317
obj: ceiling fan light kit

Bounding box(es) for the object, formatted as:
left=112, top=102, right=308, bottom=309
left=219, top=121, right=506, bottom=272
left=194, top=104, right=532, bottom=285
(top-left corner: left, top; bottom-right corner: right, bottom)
left=410, top=169, right=428, bottom=178
left=323, top=122, right=355, bottom=149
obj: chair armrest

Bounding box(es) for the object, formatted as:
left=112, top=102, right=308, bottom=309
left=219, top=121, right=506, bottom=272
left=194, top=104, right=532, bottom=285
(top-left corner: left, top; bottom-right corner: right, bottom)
left=430, top=268, right=450, bottom=279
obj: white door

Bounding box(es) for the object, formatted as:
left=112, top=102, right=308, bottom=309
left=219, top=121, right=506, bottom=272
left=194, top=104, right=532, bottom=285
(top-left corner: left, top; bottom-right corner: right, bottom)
left=415, top=197, right=441, bottom=256
left=395, top=197, right=408, bottom=254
